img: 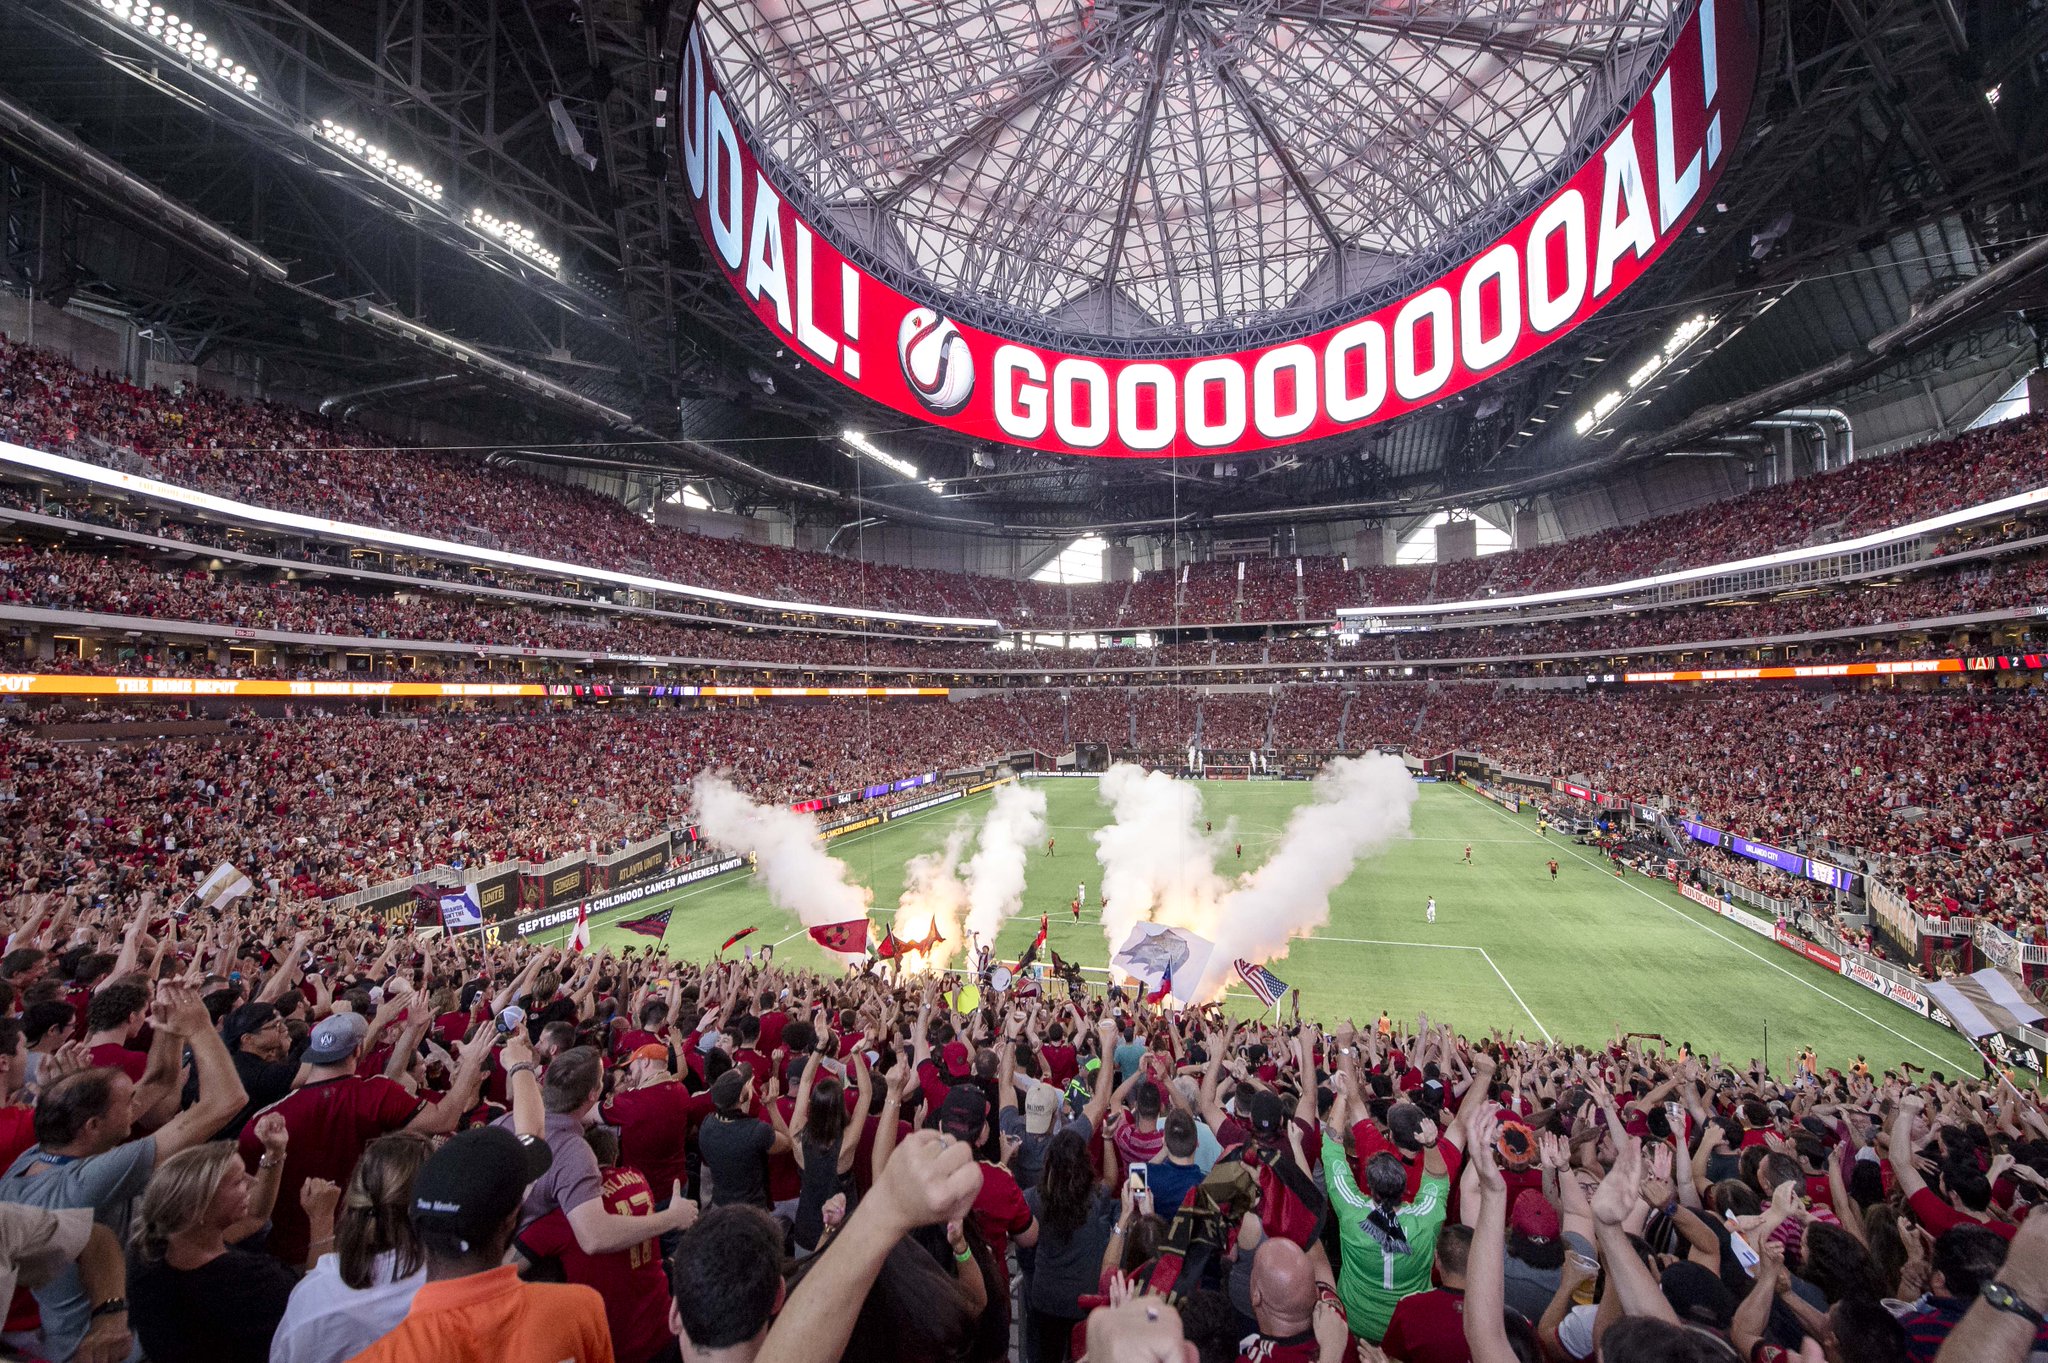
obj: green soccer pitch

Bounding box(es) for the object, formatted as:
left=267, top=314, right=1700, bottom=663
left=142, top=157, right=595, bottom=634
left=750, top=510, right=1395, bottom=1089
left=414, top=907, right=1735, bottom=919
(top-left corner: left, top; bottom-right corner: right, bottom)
left=575, top=777, right=1980, bottom=1078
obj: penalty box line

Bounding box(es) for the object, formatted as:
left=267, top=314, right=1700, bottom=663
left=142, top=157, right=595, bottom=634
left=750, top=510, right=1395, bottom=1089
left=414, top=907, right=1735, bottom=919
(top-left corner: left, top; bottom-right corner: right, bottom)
left=1312, top=936, right=1552, bottom=1043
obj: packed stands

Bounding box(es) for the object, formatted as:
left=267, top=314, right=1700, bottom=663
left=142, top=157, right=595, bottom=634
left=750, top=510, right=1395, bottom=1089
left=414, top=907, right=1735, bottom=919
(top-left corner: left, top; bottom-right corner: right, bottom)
left=1129, top=687, right=1198, bottom=752
left=1270, top=683, right=1351, bottom=750
left=6, top=334, right=2048, bottom=649
left=1192, top=691, right=1271, bottom=752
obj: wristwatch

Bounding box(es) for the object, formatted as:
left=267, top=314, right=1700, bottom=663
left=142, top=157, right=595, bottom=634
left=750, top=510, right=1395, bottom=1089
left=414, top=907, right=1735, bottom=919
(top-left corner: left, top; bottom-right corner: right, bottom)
left=1982, top=1281, right=2044, bottom=1327
left=89, top=1298, right=127, bottom=1319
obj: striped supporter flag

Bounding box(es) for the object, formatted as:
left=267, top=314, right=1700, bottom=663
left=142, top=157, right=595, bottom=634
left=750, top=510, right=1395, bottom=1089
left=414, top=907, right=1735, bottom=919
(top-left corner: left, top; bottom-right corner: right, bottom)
left=1235, top=958, right=1288, bottom=1009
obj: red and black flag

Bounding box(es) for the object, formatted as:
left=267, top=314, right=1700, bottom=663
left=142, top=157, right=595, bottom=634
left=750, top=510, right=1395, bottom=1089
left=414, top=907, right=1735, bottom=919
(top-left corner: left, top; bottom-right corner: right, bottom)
left=718, top=926, right=758, bottom=954
left=808, top=919, right=870, bottom=955
left=875, top=930, right=902, bottom=960
left=617, top=908, right=673, bottom=941
left=1017, top=913, right=1049, bottom=972
left=911, top=920, right=944, bottom=956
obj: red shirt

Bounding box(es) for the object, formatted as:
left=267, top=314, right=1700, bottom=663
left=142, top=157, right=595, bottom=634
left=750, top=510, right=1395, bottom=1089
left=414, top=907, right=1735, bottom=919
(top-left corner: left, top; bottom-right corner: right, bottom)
left=1906, top=1185, right=2018, bottom=1241
left=87, top=1042, right=146, bottom=1082
left=1041, top=1043, right=1079, bottom=1088
left=1351, top=1120, right=1463, bottom=1203
left=613, top=1028, right=658, bottom=1060
left=600, top=1081, right=706, bottom=1201
left=853, top=1113, right=910, bottom=1194
left=434, top=1010, right=473, bottom=1050
left=971, top=1161, right=1033, bottom=1322
left=0, top=1105, right=37, bottom=1334
left=732, top=1047, right=772, bottom=1087
left=915, top=1058, right=952, bottom=1117
left=62, top=990, right=92, bottom=1042
left=0, top=1106, right=35, bottom=1171
left=1382, top=1287, right=1470, bottom=1363
left=1112, top=1114, right=1165, bottom=1166
left=756, top=1011, right=788, bottom=1056
left=237, top=1073, right=425, bottom=1263
left=516, top=1167, right=670, bottom=1363
left=971, top=1161, right=1034, bottom=1263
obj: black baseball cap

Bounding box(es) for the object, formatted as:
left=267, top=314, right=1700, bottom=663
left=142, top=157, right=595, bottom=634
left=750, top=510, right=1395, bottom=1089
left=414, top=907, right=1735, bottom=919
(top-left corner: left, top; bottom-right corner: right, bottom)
left=938, top=1084, right=990, bottom=1141
left=219, top=1001, right=280, bottom=1052
left=410, top=1127, right=554, bottom=1252
left=1249, top=1090, right=1286, bottom=1139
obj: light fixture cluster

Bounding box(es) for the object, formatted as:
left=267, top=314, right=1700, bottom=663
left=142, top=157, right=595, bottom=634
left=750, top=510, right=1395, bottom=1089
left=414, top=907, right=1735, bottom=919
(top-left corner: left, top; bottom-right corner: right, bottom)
left=470, top=208, right=561, bottom=273
left=316, top=118, right=443, bottom=202
left=1574, top=313, right=1714, bottom=436
left=97, top=0, right=258, bottom=93
left=841, top=430, right=948, bottom=496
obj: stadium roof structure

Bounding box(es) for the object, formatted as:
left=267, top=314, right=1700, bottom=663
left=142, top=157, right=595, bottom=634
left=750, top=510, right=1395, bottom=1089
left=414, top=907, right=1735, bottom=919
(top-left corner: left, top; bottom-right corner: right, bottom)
left=0, top=0, right=2042, bottom=537
left=695, top=0, right=1684, bottom=349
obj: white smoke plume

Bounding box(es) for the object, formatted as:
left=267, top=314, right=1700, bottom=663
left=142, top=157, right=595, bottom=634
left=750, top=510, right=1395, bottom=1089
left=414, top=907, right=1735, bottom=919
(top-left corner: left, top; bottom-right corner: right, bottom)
left=1199, top=754, right=1418, bottom=998
left=1093, top=755, right=1418, bottom=1001
left=891, top=825, right=972, bottom=973
left=1092, top=764, right=1232, bottom=956
left=963, top=782, right=1048, bottom=948
left=690, top=773, right=872, bottom=949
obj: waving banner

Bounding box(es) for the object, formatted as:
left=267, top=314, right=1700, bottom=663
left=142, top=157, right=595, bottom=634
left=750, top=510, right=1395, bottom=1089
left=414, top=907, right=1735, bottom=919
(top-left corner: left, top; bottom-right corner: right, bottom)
left=678, top=0, right=1757, bottom=459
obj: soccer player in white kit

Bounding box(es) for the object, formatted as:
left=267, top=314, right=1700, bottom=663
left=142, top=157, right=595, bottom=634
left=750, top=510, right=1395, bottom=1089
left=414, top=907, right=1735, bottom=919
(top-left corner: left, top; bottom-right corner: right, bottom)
left=1426, top=896, right=1437, bottom=923
left=1077, top=882, right=1087, bottom=908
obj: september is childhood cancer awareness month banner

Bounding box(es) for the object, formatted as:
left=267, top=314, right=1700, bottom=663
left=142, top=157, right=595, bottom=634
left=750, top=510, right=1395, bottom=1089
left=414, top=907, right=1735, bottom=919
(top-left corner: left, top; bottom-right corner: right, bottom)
left=678, top=0, right=1759, bottom=459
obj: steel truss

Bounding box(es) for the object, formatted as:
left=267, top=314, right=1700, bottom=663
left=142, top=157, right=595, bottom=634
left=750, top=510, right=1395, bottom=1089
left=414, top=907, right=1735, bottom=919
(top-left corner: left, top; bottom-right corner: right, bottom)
left=697, top=0, right=1684, bottom=354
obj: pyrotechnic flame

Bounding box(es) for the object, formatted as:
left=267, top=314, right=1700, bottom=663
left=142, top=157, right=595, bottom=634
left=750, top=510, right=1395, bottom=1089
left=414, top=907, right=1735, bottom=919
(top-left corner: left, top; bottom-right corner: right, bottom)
left=1093, top=756, right=1418, bottom=1002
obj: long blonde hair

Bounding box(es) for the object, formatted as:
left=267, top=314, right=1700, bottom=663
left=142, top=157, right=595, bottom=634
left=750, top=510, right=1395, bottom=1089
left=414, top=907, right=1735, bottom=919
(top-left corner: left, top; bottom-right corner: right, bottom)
left=132, top=1142, right=239, bottom=1263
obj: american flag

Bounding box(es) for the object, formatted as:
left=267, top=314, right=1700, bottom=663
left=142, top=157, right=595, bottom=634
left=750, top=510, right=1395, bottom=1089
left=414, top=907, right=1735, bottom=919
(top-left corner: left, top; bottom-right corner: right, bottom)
left=1235, top=959, right=1288, bottom=1008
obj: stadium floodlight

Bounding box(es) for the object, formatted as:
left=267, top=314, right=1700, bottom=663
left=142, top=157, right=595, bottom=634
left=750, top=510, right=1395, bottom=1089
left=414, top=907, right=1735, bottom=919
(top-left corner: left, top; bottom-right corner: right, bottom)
left=839, top=430, right=947, bottom=496
left=97, top=1, right=259, bottom=94
left=469, top=208, right=562, bottom=274
left=315, top=118, right=443, bottom=202
left=1573, top=313, right=1716, bottom=436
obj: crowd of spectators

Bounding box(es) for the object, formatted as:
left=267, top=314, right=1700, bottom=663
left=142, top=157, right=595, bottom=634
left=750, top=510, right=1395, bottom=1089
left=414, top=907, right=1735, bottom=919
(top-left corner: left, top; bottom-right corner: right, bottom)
left=1690, top=844, right=1833, bottom=909
left=1270, top=684, right=1352, bottom=751
left=0, top=698, right=1052, bottom=902
left=0, top=896, right=2032, bottom=1363
left=1363, top=555, right=2048, bottom=663
left=6, top=331, right=2048, bottom=672
left=1194, top=693, right=1273, bottom=753
left=1128, top=689, right=1198, bottom=754
left=16, top=533, right=2045, bottom=696
left=0, top=543, right=1001, bottom=673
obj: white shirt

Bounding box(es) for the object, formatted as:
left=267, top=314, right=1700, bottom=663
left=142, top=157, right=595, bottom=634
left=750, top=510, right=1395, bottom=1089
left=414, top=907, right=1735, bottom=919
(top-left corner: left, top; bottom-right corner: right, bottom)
left=268, top=1248, right=425, bottom=1363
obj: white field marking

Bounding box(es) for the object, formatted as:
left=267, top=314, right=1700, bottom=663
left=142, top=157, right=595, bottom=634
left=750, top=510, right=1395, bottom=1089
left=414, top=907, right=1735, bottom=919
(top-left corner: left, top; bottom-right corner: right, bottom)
left=1479, top=948, right=1553, bottom=1043
left=1304, top=935, right=1551, bottom=1041
left=1449, top=785, right=1974, bottom=1069
left=1310, top=935, right=1488, bottom=950
left=1405, top=836, right=1536, bottom=843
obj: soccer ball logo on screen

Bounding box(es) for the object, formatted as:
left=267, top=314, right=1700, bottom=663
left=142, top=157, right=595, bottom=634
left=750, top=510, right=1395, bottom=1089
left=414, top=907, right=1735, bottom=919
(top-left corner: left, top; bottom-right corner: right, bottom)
left=897, top=308, right=975, bottom=416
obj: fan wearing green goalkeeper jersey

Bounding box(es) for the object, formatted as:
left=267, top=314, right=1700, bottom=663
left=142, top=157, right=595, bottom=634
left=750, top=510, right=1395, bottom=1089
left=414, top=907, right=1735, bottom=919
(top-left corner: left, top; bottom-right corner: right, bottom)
left=1321, top=1072, right=1452, bottom=1343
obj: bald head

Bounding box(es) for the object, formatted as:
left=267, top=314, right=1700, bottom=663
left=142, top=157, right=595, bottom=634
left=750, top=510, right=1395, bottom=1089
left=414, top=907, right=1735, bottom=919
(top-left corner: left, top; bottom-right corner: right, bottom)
left=1249, top=1238, right=1318, bottom=1338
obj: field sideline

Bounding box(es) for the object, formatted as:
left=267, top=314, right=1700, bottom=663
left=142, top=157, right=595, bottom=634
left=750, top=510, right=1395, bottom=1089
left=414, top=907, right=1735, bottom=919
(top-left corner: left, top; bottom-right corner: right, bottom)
left=575, top=777, right=1979, bottom=1077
